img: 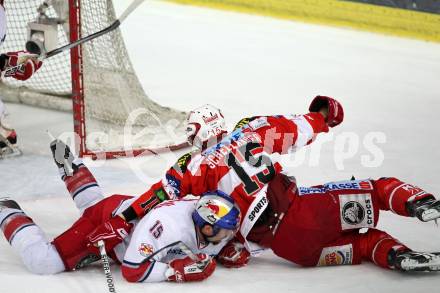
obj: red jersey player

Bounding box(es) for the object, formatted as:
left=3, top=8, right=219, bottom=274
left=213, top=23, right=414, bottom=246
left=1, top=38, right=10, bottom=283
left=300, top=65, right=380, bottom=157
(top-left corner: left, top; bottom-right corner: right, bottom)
left=221, top=173, right=440, bottom=272
left=79, top=97, right=440, bottom=272
left=82, top=96, right=344, bottom=253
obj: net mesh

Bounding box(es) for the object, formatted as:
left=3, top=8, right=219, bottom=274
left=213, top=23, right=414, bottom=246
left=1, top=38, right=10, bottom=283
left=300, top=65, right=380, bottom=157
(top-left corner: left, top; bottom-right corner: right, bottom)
left=1, top=0, right=187, bottom=153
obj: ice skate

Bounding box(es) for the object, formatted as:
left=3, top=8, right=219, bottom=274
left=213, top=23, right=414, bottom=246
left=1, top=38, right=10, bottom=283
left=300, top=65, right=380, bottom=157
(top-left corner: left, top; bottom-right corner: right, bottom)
left=408, top=197, right=440, bottom=222
left=393, top=251, right=440, bottom=272
left=50, top=139, right=78, bottom=177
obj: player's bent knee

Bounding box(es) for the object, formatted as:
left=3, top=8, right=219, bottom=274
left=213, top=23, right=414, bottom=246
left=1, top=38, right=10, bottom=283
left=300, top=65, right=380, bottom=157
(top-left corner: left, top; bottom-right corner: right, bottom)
left=22, top=243, right=66, bottom=275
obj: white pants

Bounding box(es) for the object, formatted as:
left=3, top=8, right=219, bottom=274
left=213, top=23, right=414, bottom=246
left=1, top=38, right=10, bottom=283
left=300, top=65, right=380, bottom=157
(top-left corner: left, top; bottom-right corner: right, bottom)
left=0, top=209, right=65, bottom=275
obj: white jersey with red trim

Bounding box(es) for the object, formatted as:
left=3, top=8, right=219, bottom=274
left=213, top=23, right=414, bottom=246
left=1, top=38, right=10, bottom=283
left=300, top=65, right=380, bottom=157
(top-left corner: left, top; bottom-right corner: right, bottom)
left=118, top=199, right=230, bottom=283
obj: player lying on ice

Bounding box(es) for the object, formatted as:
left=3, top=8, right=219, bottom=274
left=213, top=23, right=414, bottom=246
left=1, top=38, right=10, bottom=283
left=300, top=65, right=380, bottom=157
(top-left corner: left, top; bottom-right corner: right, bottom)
left=0, top=1, right=43, bottom=157
left=58, top=96, right=342, bottom=266
left=0, top=142, right=241, bottom=282
left=232, top=173, right=440, bottom=272
left=80, top=96, right=440, bottom=272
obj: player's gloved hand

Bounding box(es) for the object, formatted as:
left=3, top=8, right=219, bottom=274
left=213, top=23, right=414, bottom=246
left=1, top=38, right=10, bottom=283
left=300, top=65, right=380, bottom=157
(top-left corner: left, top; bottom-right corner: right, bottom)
left=309, top=95, right=344, bottom=128
left=217, top=240, right=250, bottom=268
left=166, top=253, right=216, bottom=282
left=86, top=216, right=133, bottom=253
left=0, top=51, right=43, bottom=80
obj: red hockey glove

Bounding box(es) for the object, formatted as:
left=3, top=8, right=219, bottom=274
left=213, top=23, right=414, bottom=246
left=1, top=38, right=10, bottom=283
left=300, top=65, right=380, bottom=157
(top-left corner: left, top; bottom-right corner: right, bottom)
left=166, top=254, right=216, bottom=282
left=309, top=95, right=344, bottom=128
left=1, top=51, right=43, bottom=81
left=217, top=240, right=251, bottom=268
left=86, top=216, right=133, bottom=253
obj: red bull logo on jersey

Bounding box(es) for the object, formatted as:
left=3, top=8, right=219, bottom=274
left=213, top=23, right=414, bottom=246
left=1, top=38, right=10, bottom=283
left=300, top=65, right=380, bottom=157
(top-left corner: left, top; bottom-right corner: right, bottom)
left=139, top=243, right=154, bottom=257
left=317, top=244, right=353, bottom=266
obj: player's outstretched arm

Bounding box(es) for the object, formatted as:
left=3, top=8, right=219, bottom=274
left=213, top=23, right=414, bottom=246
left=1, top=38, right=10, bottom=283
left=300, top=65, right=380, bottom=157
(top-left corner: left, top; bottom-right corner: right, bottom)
left=249, top=95, right=344, bottom=154
left=0, top=51, right=43, bottom=80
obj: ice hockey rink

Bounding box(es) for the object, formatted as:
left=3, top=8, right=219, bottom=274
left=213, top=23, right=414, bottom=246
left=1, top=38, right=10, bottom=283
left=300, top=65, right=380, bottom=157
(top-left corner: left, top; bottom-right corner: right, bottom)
left=1, top=0, right=440, bottom=292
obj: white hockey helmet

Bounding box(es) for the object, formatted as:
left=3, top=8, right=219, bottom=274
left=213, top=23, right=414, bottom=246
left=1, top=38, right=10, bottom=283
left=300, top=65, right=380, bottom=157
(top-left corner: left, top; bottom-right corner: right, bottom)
left=185, top=104, right=227, bottom=149
left=0, top=3, right=6, bottom=47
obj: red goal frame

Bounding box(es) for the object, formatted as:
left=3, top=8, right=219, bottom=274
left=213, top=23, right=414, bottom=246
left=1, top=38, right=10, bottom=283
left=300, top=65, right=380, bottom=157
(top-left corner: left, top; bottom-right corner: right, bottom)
left=68, top=0, right=188, bottom=160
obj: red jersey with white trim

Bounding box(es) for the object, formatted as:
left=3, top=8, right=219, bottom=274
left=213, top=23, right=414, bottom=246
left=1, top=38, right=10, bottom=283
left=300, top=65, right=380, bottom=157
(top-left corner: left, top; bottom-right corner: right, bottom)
left=128, top=113, right=329, bottom=224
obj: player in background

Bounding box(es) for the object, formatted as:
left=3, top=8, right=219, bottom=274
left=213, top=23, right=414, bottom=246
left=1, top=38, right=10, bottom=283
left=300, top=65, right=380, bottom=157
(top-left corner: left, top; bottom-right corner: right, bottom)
left=80, top=95, right=344, bottom=256
left=217, top=173, right=440, bottom=272
left=0, top=140, right=241, bottom=283
left=0, top=1, right=43, bottom=156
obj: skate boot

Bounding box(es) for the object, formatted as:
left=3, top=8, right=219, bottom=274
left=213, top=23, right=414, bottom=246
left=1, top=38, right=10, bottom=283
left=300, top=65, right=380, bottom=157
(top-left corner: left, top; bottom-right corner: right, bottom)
left=407, top=196, right=440, bottom=222
left=0, top=130, right=17, bottom=149
left=50, top=139, right=79, bottom=177
left=0, top=198, right=21, bottom=212
left=0, top=130, right=21, bottom=158
left=391, top=250, right=440, bottom=272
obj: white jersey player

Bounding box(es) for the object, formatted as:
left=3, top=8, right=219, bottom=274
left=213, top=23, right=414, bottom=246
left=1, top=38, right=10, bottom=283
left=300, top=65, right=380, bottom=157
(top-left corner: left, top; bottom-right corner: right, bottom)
left=118, top=193, right=240, bottom=282
left=0, top=139, right=241, bottom=283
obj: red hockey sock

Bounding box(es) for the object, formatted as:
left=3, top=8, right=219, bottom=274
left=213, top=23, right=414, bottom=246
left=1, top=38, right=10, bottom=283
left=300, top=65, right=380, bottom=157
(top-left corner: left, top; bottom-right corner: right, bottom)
left=359, top=229, right=407, bottom=269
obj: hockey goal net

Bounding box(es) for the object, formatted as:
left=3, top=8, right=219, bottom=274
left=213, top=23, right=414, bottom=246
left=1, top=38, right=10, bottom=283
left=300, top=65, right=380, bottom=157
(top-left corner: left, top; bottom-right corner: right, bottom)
left=0, top=0, right=188, bottom=159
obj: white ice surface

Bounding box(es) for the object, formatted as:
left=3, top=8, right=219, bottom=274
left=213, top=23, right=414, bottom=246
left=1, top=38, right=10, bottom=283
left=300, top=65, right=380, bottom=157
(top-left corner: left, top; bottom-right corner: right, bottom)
left=1, top=1, right=440, bottom=292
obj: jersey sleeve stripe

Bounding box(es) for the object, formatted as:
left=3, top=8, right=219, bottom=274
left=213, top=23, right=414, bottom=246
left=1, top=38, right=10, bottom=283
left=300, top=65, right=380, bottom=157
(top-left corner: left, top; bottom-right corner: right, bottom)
left=291, top=115, right=314, bottom=148
left=71, top=183, right=99, bottom=199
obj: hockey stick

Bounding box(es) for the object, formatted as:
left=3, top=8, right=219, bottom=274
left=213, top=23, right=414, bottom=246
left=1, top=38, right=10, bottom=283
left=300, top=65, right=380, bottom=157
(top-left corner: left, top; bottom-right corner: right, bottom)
left=2, top=0, right=146, bottom=78
left=178, top=241, right=200, bottom=262
left=98, top=240, right=117, bottom=293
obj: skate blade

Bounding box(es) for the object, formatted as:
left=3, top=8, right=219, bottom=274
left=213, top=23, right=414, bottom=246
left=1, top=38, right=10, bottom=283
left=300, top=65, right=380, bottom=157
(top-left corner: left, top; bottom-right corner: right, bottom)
left=422, top=209, right=440, bottom=222
left=401, top=257, right=440, bottom=271
left=0, top=147, right=22, bottom=159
